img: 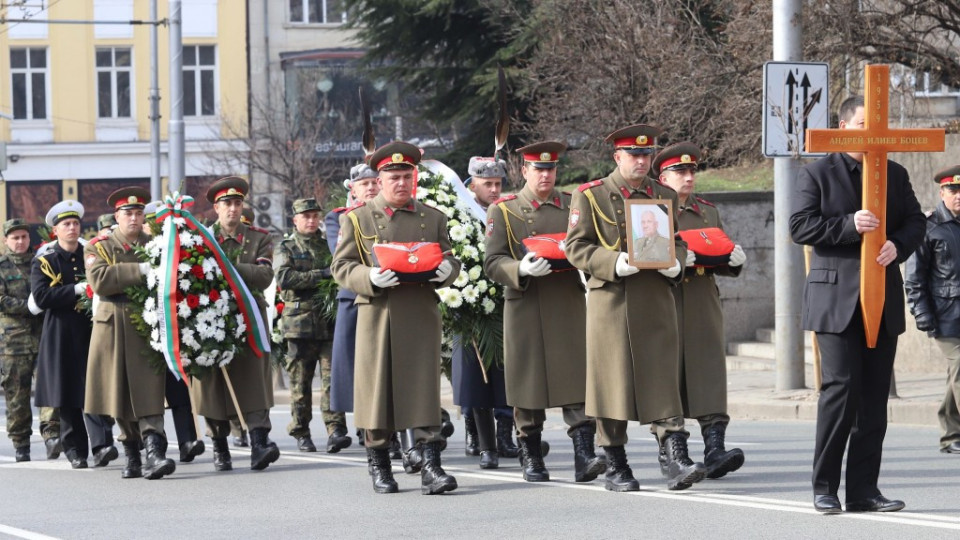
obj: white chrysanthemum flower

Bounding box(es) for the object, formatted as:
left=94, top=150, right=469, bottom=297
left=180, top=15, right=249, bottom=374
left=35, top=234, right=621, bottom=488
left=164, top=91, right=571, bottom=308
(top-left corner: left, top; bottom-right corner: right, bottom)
left=214, top=329, right=226, bottom=341
left=178, top=262, right=191, bottom=273
left=144, top=297, right=156, bottom=311
left=199, top=294, right=210, bottom=306
left=179, top=231, right=197, bottom=247
left=444, top=288, right=463, bottom=309
left=468, top=266, right=482, bottom=281
left=179, top=279, right=191, bottom=292
left=195, top=354, right=208, bottom=366
left=180, top=353, right=191, bottom=366
left=462, top=284, right=479, bottom=304
left=476, top=280, right=489, bottom=293
left=150, top=328, right=160, bottom=343
left=450, top=225, right=468, bottom=243
left=173, top=217, right=186, bottom=228
left=142, top=308, right=158, bottom=327
left=478, top=241, right=486, bottom=253
left=150, top=340, right=163, bottom=352
left=235, top=322, right=246, bottom=337
left=202, top=258, right=218, bottom=273
left=482, top=297, right=496, bottom=314
left=453, top=270, right=469, bottom=288
left=462, top=245, right=479, bottom=261
left=146, top=270, right=158, bottom=290
left=177, top=301, right=191, bottom=318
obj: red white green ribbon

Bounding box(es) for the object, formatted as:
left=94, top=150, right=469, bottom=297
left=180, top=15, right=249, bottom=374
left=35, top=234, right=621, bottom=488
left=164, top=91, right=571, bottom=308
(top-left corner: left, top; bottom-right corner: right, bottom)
left=155, top=192, right=271, bottom=381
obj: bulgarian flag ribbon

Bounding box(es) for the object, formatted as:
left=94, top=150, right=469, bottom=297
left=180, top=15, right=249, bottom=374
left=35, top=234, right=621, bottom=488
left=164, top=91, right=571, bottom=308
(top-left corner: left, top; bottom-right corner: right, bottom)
left=155, top=192, right=271, bottom=381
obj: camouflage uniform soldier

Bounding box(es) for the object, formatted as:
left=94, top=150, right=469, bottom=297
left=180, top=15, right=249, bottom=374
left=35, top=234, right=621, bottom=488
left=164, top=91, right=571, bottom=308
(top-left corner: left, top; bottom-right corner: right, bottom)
left=0, top=219, right=49, bottom=461
left=275, top=198, right=351, bottom=453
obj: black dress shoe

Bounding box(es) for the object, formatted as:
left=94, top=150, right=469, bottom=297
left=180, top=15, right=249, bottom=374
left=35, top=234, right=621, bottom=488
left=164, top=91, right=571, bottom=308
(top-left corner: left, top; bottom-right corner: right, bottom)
left=941, top=441, right=960, bottom=454
left=845, top=495, right=905, bottom=513
left=179, top=440, right=206, bottom=462
left=813, top=494, right=842, bottom=514
left=92, top=445, right=119, bottom=467
left=45, top=437, right=62, bottom=460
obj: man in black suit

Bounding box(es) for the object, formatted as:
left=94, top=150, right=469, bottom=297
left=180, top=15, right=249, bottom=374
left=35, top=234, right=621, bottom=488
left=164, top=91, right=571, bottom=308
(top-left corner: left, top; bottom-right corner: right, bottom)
left=789, top=95, right=925, bottom=514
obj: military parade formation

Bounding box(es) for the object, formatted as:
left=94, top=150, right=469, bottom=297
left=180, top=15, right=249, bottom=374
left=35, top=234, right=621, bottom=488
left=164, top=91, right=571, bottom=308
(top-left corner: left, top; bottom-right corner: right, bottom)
left=0, top=121, right=758, bottom=503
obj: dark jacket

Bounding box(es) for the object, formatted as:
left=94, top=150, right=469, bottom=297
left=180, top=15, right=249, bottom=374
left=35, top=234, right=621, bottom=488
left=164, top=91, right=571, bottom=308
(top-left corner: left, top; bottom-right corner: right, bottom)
left=325, top=208, right=356, bottom=412
left=905, top=201, right=960, bottom=338
left=789, top=152, right=925, bottom=335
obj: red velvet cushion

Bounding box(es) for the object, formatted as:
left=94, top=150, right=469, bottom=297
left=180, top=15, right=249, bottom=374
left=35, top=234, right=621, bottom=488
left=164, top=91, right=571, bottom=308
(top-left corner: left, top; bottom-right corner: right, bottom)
left=373, top=242, right=444, bottom=282
left=521, top=232, right=574, bottom=271
left=677, top=227, right=734, bottom=267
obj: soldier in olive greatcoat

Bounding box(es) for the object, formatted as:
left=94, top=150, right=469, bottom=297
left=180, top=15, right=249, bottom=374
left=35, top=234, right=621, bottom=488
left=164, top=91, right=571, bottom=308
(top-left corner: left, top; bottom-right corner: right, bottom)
left=275, top=197, right=351, bottom=453
left=85, top=187, right=176, bottom=479
left=190, top=176, right=280, bottom=472
left=332, top=141, right=460, bottom=495
left=484, top=142, right=604, bottom=483
left=653, top=142, right=747, bottom=480
left=565, top=124, right=707, bottom=492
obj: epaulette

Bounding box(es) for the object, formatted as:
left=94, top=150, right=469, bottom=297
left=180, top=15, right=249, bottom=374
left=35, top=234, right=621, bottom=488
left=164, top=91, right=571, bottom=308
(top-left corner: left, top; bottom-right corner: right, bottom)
left=493, top=194, right=518, bottom=205
left=343, top=201, right=366, bottom=214
left=88, top=235, right=108, bottom=246
left=578, top=179, right=604, bottom=192
left=695, top=196, right=715, bottom=208
left=332, top=206, right=348, bottom=214
left=247, top=225, right=270, bottom=234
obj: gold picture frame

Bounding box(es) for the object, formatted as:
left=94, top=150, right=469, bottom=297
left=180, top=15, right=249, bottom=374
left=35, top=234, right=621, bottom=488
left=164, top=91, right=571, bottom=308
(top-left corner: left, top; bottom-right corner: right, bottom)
left=625, top=199, right=675, bottom=269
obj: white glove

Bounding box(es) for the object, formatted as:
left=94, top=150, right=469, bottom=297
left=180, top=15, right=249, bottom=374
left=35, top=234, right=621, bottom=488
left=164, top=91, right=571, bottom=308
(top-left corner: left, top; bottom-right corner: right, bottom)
left=27, top=293, right=43, bottom=315
left=518, top=252, right=551, bottom=277
left=685, top=249, right=696, bottom=267
left=139, top=262, right=151, bottom=275
left=658, top=259, right=682, bottom=279
left=728, top=244, right=746, bottom=267
left=430, top=260, right=454, bottom=283
left=615, top=252, right=639, bottom=277
left=74, top=282, right=88, bottom=296
left=369, top=267, right=399, bottom=288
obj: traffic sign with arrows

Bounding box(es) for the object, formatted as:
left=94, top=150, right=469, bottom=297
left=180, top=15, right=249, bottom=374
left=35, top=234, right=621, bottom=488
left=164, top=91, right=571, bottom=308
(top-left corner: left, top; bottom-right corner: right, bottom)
left=763, top=62, right=829, bottom=158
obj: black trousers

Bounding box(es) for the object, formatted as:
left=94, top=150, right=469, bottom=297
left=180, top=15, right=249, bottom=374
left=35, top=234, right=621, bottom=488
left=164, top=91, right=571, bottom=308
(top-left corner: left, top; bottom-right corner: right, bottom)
left=812, top=315, right=896, bottom=501
left=60, top=407, right=114, bottom=458
left=165, top=371, right=197, bottom=444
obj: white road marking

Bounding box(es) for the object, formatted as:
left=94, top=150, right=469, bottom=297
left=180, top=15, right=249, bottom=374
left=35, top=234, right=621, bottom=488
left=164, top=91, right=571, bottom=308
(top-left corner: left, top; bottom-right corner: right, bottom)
left=0, top=524, right=61, bottom=540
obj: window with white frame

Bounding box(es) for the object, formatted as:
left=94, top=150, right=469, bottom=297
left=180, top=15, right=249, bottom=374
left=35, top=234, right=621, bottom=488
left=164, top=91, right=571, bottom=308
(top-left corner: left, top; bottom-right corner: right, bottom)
left=913, top=70, right=960, bottom=96
left=10, top=48, right=48, bottom=120
left=96, top=47, right=133, bottom=118
left=183, top=45, right=216, bottom=117
left=289, top=0, right=346, bottom=24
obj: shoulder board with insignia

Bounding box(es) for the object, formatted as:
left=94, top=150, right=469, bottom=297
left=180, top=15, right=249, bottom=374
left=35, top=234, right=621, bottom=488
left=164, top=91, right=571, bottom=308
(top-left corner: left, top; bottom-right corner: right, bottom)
left=88, top=235, right=107, bottom=246
left=493, top=194, right=518, bottom=205
left=344, top=201, right=366, bottom=214
left=332, top=206, right=348, bottom=214
left=695, top=196, right=715, bottom=208
left=247, top=225, right=270, bottom=234
left=577, top=179, right=604, bottom=192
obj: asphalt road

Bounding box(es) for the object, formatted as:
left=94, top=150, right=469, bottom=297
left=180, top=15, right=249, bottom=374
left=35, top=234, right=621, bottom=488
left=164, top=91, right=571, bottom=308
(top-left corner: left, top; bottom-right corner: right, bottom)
left=1, top=407, right=958, bottom=539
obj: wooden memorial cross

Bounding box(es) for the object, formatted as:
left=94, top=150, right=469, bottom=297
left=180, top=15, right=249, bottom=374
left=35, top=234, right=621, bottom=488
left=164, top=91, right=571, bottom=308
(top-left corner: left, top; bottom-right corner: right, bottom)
left=805, top=64, right=945, bottom=348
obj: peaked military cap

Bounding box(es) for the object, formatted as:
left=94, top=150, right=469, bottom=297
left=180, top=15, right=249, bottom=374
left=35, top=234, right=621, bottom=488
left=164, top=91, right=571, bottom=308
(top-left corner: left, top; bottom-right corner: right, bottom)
left=935, top=165, right=960, bottom=186
left=468, top=156, right=507, bottom=178
left=292, top=198, right=322, bottom=215
left=45, top=200, right=84, bottom=227
left=107, top=186, right=149, bottom=211
left=96, top=213, right=117, bottom=231
left=517, top=141, right=567, bottom=169
left=207, top=176, right=250, bottom=203
left=3, top=218, right=29, bottom=237
left=653, top=142, right=701, bottom=175
left=604, top=124, right=664, bottom=155
left=349, top=163, right=378, bottom=184
left=369, top=141, right=422, bottom=172
left=241, top=204, right=255, bottom=225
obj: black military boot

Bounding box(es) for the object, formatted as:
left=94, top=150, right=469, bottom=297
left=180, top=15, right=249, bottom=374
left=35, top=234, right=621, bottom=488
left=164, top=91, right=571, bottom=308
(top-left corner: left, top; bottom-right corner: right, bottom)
left=496, top=415, right=520, bottom=458
left=326, top=426, right=353, bottom=454
left=44, top=437, right=62, bottom=460
left=440, top=408, right=455, bottom=439
left=400, top=429, right=423, bottom=474
left=518, top=434, right=549, bottom=482
left=14, top=445, right=30, bottom=462
left=179, top=440, right=205, bottom=463
left=296, top=435, right=317, bottom=452
left=473, top=408, right=498, bottom=469
left=664, top=432, right=707, bottom=491
left=121, top=442, right=143, bottom=479
left=249, top=428, right=281, bottom=470
left=420, top=441, right=458, bottom=495
left=389, top=432, right=402, bottom=459
left=212, top=437, right=233, bottom=471
left=368, top=447, right=399, bottom=494
left=572, top=424, right=606, bottom=482
left=464, top=412, right=480, bottom=456
left=703, top=423, right=745, bottom=479
left=142, top=432, right=176, bottom=480
left=603, top=446, right=639, bottom=492
left=656, top=438, right=669, bottom=477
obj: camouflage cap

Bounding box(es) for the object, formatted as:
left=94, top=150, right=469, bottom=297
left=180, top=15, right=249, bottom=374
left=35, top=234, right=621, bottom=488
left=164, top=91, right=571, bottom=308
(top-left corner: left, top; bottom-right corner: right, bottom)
left=3, top=218, right=29, bottom=237
left=96, top=213, right=117, bottom=231
left=468, top=156, right=507, bottom=178
left=349, top=163, right=377, bottom=184
left=292, top=198, right=322, bottom=215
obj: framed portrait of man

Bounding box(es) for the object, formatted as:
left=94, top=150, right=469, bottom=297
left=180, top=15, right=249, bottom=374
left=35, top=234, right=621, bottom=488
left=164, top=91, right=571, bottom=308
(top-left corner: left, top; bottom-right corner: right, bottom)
left=625, top=199, right=675, bottom=269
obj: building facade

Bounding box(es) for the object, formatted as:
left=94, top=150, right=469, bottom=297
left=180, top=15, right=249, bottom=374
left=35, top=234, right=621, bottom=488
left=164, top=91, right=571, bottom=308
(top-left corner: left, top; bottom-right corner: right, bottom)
left=0, top=0, right=247, bottom=237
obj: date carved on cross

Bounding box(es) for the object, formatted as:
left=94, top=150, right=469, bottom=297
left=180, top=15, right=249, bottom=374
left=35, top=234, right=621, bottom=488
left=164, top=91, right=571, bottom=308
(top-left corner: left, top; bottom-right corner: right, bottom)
left=805, top=64, right=945, bottom=348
